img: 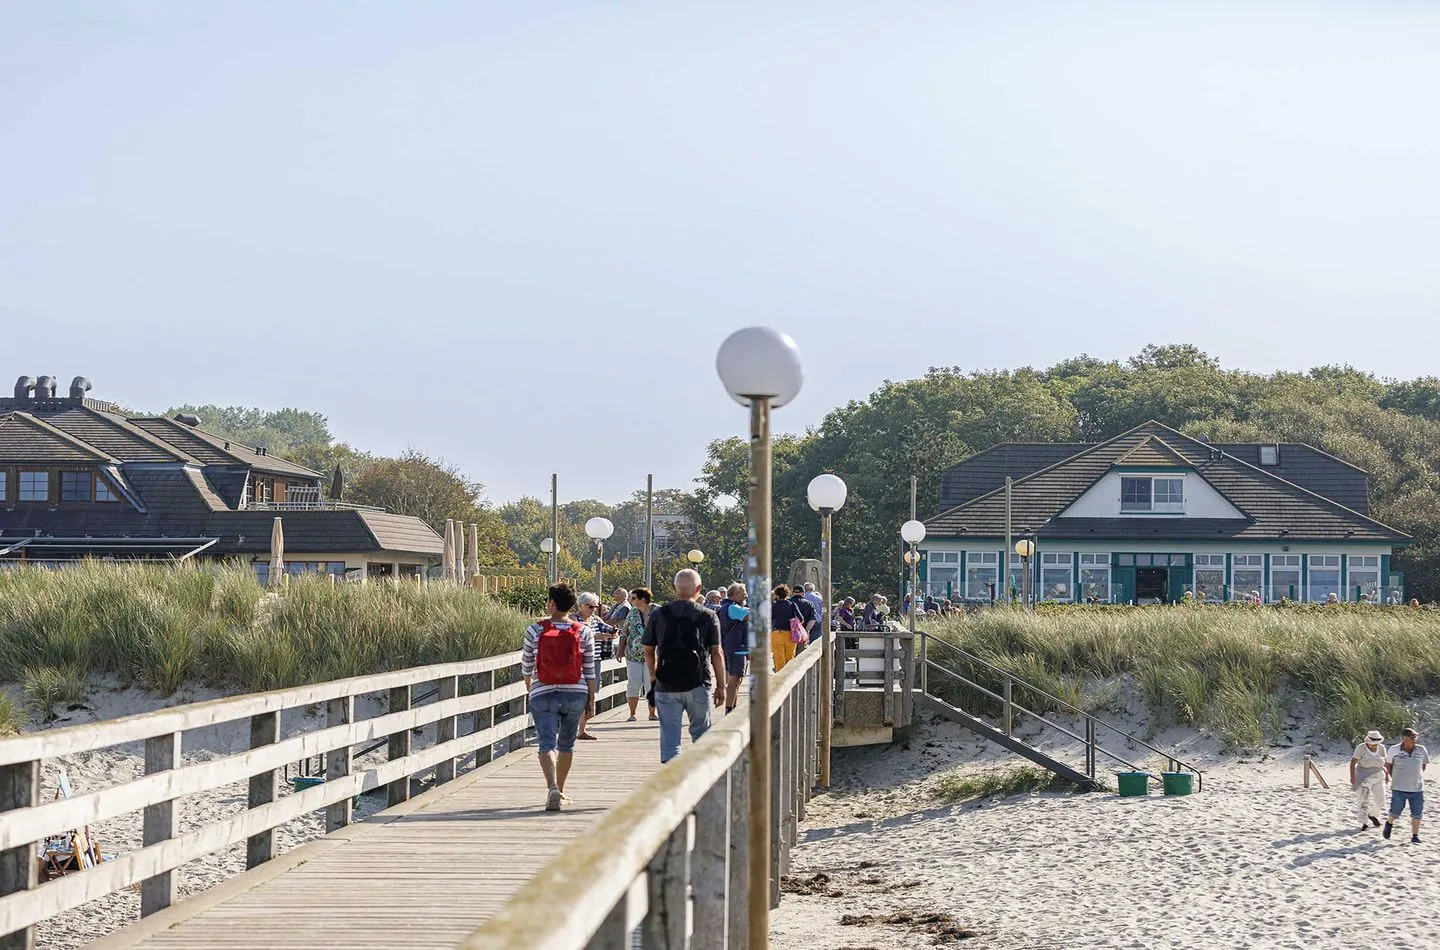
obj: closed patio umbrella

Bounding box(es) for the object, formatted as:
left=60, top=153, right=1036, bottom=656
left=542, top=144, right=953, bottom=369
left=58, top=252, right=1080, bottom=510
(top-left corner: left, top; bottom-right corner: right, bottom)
left=269, top=517, right=285, bottom=587
left=443, top=519, right=456, bottom=584
left=467, top=523, right=480, bottom=583
left=329, top=465, right=345, bottom=501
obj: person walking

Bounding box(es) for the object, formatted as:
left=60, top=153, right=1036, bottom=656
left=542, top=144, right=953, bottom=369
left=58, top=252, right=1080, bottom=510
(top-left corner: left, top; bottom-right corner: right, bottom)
left=770, top=584, right=805, bottom=671
left=572, top=592, right=616, bottom=740
left=607, top=587, right=631, bottom=627
left=802, top=582, right=825, bottom=620
left=1351, top=730, right=1388, bottom=831
left=1384, top=727, right=1430, bottom=843
left=644, top=569, right=726, bottom=763
left=718, top=582, right=751, bottom=712
left=788, top=585, right=818, bottom=650
left=520, top=584, right=596, bottom=811
left=621, top=587, right=657, bottom=721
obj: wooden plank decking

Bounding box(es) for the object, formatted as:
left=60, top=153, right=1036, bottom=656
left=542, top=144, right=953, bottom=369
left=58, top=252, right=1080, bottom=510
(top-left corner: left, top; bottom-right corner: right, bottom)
left=92, top=707, right=670, bottom=950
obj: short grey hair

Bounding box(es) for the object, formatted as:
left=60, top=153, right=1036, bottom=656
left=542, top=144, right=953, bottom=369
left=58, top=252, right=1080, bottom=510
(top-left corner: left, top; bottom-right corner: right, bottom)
left=726, top=582, right=746, bottom=600
left=612, top=587, right=629, bottom=600
left=577, top=591, right=601, bottom=607
left=804, top=582, right=816, bottom=592
left=674, top=568, right=702, bottom=592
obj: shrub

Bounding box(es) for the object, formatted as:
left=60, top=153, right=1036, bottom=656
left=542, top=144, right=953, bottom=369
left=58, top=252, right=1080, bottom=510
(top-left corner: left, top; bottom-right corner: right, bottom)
left=22, top=665, right=88, bottom=721
left=932, top=765, right=1093, bottom=803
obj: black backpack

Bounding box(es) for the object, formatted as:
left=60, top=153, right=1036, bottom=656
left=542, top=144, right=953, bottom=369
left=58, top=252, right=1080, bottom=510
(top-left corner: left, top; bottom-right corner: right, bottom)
left=654, top=603, right=707, bottom=690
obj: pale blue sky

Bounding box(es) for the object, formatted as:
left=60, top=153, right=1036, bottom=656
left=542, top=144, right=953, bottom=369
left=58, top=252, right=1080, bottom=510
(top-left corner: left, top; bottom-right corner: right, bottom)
left=4, top=2, right=1438, bottom=504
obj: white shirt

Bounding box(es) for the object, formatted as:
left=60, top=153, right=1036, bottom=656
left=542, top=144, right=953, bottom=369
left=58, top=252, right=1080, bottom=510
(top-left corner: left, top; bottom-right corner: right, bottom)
left=1387, top=743, right=1431, bottom=794
left=1352, top=742, right=1386, bottom=769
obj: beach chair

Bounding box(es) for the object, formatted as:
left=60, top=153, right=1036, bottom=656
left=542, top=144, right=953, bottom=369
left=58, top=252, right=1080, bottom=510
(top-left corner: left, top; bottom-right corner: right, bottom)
left=38, top=771, right=104, bottom=880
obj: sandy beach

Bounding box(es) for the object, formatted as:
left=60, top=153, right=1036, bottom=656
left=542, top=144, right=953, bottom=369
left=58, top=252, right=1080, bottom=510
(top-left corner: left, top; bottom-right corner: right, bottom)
left=772, top=712, right=1438, bottom=950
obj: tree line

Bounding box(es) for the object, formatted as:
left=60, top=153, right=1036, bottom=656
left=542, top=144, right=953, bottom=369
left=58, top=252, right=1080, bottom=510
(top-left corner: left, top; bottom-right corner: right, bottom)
left=169, top=343, right=1440, bottom=600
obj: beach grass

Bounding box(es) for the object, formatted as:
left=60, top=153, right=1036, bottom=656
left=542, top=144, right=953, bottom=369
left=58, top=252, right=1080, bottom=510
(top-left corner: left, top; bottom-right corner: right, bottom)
left=0, top=562, right=532, bottom=707
left=0, top=688, right=25, bottom=736
left=931, top=764, right=1093, bottom=803
left=927, top=605, right=1440, bottom=747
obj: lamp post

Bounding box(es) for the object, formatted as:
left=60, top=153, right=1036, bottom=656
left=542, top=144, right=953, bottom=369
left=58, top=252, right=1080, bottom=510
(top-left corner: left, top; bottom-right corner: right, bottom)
left=717, top=326, right=803, bottom=950
left=686, top=549, right=704, bottom=566
left=807, top=473, right=847, bottom=789
left=540, top=537, right=556, bottom=584
left=585, top=517, right=614, bottom=599
left=1014, top=537, right=1035, bottom=611
left=901, top=520, right=926, bottom=635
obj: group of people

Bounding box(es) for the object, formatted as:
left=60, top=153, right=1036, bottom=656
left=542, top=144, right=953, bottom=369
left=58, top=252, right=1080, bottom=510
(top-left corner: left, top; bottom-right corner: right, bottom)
left=1350, top=727, right=1430, bottom=844
left=520, top=570, right=833, bottom=812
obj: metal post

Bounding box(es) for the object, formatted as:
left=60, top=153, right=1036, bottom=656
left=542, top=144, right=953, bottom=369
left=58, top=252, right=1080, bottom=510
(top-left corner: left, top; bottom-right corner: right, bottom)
left=908, top=544, right=918, bottom=638
left=746, top=397, right=774, bottom=950
left=550, top=474, right=559, bottom=585
left=1085, top=717, right=1096, bottom=779
left=595, top=540, right=604, bottom=601
left=644, top=474, right=654, bottom=590
left=1004, top=476, right=1013, bottom=603
left=819, top=508, right=833, bottom=789
left=1003, top=676, right=1013, bottom=737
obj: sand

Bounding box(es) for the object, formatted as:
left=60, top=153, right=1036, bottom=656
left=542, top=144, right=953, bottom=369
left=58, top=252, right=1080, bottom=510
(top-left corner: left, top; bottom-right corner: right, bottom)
left=771, top=712, right=1438, bottom=950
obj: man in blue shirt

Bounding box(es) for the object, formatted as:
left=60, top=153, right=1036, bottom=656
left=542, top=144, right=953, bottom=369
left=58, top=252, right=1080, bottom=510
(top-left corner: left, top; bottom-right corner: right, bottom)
left=718, top=582, right=751, bottom=712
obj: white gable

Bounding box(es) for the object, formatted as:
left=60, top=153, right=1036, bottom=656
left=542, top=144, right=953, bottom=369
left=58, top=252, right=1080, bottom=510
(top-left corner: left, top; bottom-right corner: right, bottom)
left=1058, top=470, right=1246, bottom=519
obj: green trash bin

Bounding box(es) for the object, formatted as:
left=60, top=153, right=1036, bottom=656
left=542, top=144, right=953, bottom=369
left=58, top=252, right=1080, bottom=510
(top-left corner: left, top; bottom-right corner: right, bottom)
left=1162, top=772, right=1194, bottom=796
left=1116, top=771, right=1150, bottom=796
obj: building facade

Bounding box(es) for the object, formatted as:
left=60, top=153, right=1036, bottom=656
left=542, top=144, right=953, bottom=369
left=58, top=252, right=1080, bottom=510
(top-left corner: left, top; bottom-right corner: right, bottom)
left=0, top=375, right=443, bottom=579
left=920, top=422, right=1407, bottom=604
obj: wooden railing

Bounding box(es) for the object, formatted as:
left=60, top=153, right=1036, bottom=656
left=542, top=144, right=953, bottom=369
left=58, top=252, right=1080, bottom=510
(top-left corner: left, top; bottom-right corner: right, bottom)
left=835, top=627, right=916, bottom=726
left=0, top=650, right=630, bottom=947
left=463, top=646, right=824, bottom=950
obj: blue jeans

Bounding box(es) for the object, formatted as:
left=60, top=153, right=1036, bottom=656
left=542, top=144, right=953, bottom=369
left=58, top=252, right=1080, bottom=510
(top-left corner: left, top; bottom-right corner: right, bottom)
left=531, top=690, right=588, bottom=754
left=1391, top=789, right=1425, bottom=820
left=655, top=685, right=713, bottom=763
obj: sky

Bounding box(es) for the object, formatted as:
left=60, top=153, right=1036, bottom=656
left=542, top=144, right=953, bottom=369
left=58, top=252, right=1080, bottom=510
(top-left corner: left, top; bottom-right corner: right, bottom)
left=4, top=2, right=1438, bottom=505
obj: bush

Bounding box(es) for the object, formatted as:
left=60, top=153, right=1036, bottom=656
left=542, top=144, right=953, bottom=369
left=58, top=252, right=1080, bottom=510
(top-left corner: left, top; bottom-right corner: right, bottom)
left=931, top=765, right=1093, bottom=803
left=22, top=665, right=88, bottom=721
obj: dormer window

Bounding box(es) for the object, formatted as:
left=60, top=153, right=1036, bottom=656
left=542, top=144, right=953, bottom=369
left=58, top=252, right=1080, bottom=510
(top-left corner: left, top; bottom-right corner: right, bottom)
left=60, top=470, right=121, bottom=502
left=19, top=470, right=49, bottom=502
left=1259, top=445, right=1279, bottom=466
left=1120, top=476, right=1184, bottom=513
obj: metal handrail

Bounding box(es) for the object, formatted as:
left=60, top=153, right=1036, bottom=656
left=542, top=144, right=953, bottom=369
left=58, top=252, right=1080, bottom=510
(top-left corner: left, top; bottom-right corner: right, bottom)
left=920, top=632, right=1204, bottom=788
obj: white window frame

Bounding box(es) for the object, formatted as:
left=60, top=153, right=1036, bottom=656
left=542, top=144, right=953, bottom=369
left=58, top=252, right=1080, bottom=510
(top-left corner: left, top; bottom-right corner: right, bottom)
left=965, top=552, right=999, bottom=600
left=1039, top=553, right=1073, bottom=602
left=1119, top=475, right=1184, bottom=514
left=927, top=551, right=959, bottom=598
left=1348, top=555, right=1381, bottom=602
left=1308, top=555, right=1341, bottom=603
left=1078, top=554, right=1110, bottom=603
left=1272, top=555, right=1302, bottom=601
left=1232, top=554, right=1264, bottom=600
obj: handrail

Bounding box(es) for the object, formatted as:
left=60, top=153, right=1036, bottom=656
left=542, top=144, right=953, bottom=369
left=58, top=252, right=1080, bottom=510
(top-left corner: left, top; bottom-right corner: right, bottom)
left=463, top=646, right=824, bottom=950
left=920, top=632, right=1204, bottom=787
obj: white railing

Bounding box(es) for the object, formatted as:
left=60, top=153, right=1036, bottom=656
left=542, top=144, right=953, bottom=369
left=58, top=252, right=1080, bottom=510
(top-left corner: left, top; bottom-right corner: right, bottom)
left=0, top=650, right=630, bottom=946
left=462, top=646, right=823, bottom=950
left=246, top=500, right=384, bottom=512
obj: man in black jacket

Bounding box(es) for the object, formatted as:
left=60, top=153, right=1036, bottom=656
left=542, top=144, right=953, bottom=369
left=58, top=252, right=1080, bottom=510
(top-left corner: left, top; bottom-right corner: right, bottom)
left=644, top=569, right=726, bottom=763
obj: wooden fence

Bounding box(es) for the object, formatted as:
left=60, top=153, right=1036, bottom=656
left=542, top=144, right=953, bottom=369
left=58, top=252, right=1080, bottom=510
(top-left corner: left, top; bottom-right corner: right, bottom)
left=0, top=650, right=630, bottom=948
left=462, top=645, right=824, bottom=950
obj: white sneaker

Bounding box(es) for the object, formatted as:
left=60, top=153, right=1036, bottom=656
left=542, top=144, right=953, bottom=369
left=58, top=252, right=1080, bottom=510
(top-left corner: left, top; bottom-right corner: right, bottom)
left=546, top=787, right=562, bottom=811
left=627, top=715, right=637, bottom=722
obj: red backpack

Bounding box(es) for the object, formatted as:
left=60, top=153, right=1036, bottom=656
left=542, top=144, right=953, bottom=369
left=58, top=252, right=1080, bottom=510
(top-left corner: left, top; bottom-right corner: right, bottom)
left=535, top=620, right=584, bottom=685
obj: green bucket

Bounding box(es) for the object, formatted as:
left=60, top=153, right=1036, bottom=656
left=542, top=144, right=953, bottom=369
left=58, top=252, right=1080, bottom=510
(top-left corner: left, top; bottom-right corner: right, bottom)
left=1162, top=772, right=1194, bottom=796
left=290, top=776, right=325, bottom=792
left=1116, top=771, right=1150, bottom=797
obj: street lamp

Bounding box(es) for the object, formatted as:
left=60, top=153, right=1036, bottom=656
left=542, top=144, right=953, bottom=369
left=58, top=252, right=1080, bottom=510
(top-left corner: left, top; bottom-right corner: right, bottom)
left=717, top=325, right=802, bottom=950
left=807, top=473, right=847, bottom=789
left=1014, top=537, right=1035, bottom=611
left=686, top=549, right=705, bottom=566
left=585, top=518, right=614, bottom=601
left=901, top=520, right=925, bottom=635
left=540, top=536, right=555, bottom=585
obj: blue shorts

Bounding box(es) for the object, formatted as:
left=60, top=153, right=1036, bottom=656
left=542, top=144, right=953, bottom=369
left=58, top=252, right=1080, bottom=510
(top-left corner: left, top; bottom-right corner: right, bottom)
left=531, top=690, right=588, bottom=754
left=725, top=650, right=748, bottom=678
left=1390, top=789, right=1424, bottom=820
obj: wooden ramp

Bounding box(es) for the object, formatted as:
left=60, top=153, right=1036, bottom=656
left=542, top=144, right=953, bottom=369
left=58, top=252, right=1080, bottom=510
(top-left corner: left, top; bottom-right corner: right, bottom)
left=92, top=708, right=666, bottom=950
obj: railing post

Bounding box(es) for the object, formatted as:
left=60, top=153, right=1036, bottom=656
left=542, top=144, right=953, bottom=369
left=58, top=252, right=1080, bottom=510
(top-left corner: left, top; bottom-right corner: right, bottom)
left=388, top=685, right=412, bottom=807
left=792, top=687, right=805, bottom=824
left=726, top=755, right=750, bottom=950
left=901, top=633, right=915, bottom=725
left=474, top=670, right=496, bottom=766
left=0, top=760, right=40, bottom=950
left=768, top=702, right=783, bottom=910
left=693, top=770, right=731, bottom=950
left=141, top=732, right=181, bottom=916
left=436, top=674, right=460, bottom=784
left=1003, top=676, right=1013, bottom=738
left=644, top=821, right=691, bottom=949
left=919, top=632, right=929, bottom=696
left=1085, top=717, right=1096, bottom=780
left=834, top=629, right=847, bottom=725
left=326, top=695, right=354, bottom=832
left=247, top=713, right=281, bottom=869
left=882, top=633, right=895, bottom=725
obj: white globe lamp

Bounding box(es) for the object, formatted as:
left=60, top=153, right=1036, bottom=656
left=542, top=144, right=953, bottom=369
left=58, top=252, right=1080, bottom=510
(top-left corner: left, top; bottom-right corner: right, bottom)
left=901, top=520, right=926, bottom=545
left=807, top=473, right=848, bottom=513
left=715, top=326, right=804, bottom=408
left=585, top=517, right=614, bottom=541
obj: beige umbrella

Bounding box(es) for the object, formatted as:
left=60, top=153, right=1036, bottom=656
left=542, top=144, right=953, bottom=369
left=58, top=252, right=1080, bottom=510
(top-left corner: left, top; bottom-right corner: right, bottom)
left=442, top=519, right=456, bottom=584
left=467, top=523, right=480, bottom=583
left=269, top=517, right=285, bottom=587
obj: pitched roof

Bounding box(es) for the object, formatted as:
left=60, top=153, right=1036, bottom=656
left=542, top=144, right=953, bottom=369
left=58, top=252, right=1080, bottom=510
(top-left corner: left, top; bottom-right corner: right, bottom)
left=1113, top=435, right=1190, bottom=468
left=0, top=413, right=115, bottom=464
left=32, top=407, right=195, bottom=463
left=126, top=417, right=322, bottom=479
left=925, top=421, right=1407, bottom=544
left=936, top=443, right=1088, bottom=512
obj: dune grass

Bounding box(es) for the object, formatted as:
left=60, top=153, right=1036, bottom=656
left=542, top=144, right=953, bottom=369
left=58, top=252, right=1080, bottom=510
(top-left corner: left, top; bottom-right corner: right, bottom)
left=931, top=765, right=1094, bottom=803
left=0, top=562, right=532, bottom=718
left=927, top=605, right=1440, bottom=748
left=0, top=689, right=25, bottom=736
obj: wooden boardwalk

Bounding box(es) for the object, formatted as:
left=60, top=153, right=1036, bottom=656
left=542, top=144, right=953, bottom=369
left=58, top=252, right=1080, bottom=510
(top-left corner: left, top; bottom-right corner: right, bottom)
left=92, top=707, right=670, bottom=950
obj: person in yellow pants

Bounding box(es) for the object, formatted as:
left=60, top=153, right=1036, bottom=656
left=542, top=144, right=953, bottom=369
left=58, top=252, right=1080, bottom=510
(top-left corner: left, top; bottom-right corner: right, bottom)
left=770, top=583, right=800, bottom=670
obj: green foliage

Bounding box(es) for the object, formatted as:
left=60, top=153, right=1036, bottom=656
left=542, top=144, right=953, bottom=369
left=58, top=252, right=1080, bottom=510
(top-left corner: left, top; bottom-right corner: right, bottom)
left=0, top=689, right=26, bottom=735
left=21, top=665, right=88, bottom=720
left=931, top=765, right=1092, bottom=804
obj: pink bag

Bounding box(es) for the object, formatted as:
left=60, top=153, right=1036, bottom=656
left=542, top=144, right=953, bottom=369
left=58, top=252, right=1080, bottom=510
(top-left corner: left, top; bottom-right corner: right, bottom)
left=789, top=616, right=807, bottom=644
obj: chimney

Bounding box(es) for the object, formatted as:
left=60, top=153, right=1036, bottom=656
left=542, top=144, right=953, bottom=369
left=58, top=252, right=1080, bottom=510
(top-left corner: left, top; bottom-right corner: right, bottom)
left=34, top=376, right=57, bottom=399
left=173, top=412, right=201, bottom=427
left=69, top=376, right=92, bottom=401
left=13, top=376, right=36, bottom=401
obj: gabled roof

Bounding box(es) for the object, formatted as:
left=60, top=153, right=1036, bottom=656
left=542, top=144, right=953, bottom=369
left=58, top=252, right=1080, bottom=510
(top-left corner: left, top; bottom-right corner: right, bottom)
left=936, top=443, right=1089, bottom=512
left=0, top=413, right=116, bottom=464
left=128, top=417, right=321, bottom=479
left=925, top=421, right=1407, bottom=544
left=1112, top=435, right=1190, bottom=468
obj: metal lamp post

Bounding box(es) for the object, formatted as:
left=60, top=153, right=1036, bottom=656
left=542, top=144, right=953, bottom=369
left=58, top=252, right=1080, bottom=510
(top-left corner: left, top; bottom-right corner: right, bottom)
left=1014, top=537, right=1035, bottom=611
left=807, top=473, right=847, bottom=789
left=901, top=520, right=926, bottom=634
left=540, top=537, right=556, bottom=585
left=585, top=517, right=614, bottom=598
left=716, top=326, right=803, bottom=950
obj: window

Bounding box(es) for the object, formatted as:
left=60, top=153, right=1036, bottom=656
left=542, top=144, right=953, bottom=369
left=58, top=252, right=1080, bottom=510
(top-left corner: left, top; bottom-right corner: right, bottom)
left=1194, top=554, right=1225, bottom=601
left=95, top=477, right=118, bottom=502
left=286, top=561, right=347, bottom=577
left=1259, top=445, right=1279, bottom=466
left=1078, top=554, right=1110, bottom=602
left=1349, top=555, right=1381, bottom=602
left=1040, top=553, right=1073, bottom=601
left=0, top=471, right=6, bottom=501
left=965, top=552, right=998, bottom=599
left=927, top=551, right=959, bottom=598
left=1153, top=479, right=1184, bottom=512
left=61, top=471, right=92, bottom=502
left=1120, top=478, right=1152, bottom=511
left=18, top=471, right=49, bottom=502
left=1233, top=554, right=1264, bottom=599
left=1272, top=555, right=1302, bottom=601
left=1309, top=555, right=1341, bottom=603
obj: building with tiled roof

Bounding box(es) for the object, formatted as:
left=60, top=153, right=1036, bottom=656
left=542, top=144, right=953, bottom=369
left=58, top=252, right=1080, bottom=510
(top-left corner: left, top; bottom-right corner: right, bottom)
left=0, top=375, right=443, bottom=580
left=921, top=421, right=1408, bottom=605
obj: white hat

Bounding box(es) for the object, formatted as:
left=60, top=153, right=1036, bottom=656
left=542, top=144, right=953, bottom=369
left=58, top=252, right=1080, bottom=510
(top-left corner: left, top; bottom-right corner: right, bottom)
left=1365, top=730, right=1384, bottom=742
